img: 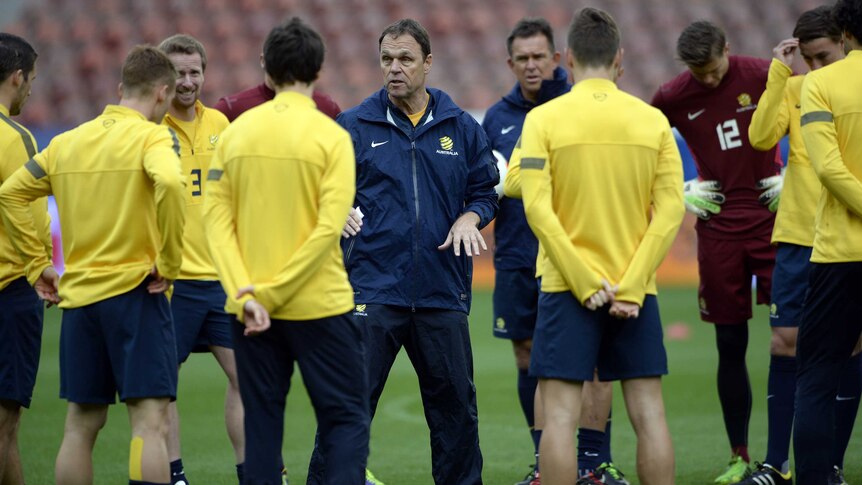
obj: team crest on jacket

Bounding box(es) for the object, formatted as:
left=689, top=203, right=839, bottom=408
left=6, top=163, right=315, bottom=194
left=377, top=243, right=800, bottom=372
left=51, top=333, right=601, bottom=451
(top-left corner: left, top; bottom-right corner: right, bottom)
left=353, top=304, right=368, bottom=317
left=209, top=135, right=219, bottom=146
left=437, top=136, right=459, bottom=156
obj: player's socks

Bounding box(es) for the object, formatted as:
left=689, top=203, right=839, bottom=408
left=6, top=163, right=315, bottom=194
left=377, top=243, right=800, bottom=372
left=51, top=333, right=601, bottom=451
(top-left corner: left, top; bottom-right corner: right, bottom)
left=577, top=427, right=605, bottom=476
left=517, top=369, right=538, bottom=430
left=236, top=463, right=244, bottom=484
left=764, top=355, right=796, bottom=473
left=715, top=324, right=752, bottom=453
left=832, top=352, right=862, bottom=469
left=530, top=428, right=542, bottom=471
left=169, top=459, right=187, bottom=485
left=599, top=410, right=612, bottom=464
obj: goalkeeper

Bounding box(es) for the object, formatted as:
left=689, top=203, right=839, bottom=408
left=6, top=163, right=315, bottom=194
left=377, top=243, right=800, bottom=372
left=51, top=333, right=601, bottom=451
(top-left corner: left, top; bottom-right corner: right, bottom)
left=651, top=20, right=781, bottom=481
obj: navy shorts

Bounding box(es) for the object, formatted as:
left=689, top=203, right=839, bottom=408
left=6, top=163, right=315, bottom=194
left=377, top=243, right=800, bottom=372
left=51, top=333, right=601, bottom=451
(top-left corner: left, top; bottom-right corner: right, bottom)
left=769, top=243, right=812, bottom=327
left=0, top=278, right=43, bottom=408
left=493, top=268, right=539, bottom=340
left=697, top=233, right=775, bottom=324
left=530, top=292, right=667, bottom=382
left=171, top=279, right=233, bottom=362
left=60, top=279, right=178, bottom=404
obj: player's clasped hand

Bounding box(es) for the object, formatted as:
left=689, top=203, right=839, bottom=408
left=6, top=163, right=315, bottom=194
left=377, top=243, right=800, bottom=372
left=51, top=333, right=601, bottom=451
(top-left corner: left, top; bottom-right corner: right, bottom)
left=146, top=266, right=172, bottom=294
left=683, top=178, right=725, bottom=220
left=585, top=279, right=618, bottom=311
left=438, top=212, right=487, bottom=257
left=757, top=170, right=784, bottom=212
left=35, top=266, right=61, bottom=306
left=236, top=286, right=271, bottom=336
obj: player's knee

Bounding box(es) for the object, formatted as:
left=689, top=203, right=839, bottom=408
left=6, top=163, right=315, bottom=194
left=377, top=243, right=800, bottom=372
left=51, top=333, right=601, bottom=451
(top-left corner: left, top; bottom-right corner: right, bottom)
left=769, top=328, right=797, bottom=356
left=512, top=339, right=532, bottom=370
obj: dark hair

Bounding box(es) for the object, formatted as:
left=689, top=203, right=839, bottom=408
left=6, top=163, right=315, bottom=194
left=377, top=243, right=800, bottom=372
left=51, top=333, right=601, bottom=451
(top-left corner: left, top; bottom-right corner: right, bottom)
left=506, top=17, right=555, bottom=56
left=263, top=17, right=324, bottom=86
left=793, top=6, right=842, bottom=43
left=677, top=20, right=727, bottom=67
left=566, top=7, right=620, bottom=68
left=158, top=34, right=208, bottom=72
left=378, top=19, right=431, bottom=59
left=121, top=45, right=177, bottom=97
left=833, top=0, right=862, bottom=43
left=0, top=33, right=37, bottom=82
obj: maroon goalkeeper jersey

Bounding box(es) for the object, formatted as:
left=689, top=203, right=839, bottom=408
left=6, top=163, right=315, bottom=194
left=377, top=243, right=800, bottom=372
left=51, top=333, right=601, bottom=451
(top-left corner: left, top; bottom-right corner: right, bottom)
left=652, top=55, right=781, bottom=239
left=214, top=83, right=341, bottom=121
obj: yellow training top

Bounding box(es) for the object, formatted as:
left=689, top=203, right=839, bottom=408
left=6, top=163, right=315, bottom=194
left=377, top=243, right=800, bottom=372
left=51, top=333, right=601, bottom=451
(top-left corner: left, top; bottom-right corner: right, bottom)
left=163, top=100, right=229, bottom=280
left=503, top=142, right=546, bottom=279
left=749, top=59, right=821, bottom=247
left=519, top=78, right=685, bottom=305
left=801, top=50, right=862, bottom=263
left=204, top=91, right=356, bottom=321
left=0, top=104, right=186, bottom=308
left=0, top=105, right=52, bottom=290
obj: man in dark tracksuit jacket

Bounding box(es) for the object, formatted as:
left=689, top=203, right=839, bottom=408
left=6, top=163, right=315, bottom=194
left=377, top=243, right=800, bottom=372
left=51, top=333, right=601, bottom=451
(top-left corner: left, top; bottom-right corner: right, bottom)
left=309, top=19, right=498, bottom=485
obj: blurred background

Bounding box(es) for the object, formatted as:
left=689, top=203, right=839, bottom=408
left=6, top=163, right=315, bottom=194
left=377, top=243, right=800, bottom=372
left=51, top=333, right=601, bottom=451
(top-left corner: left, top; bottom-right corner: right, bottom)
left=2, top=0, right=810, bottom=283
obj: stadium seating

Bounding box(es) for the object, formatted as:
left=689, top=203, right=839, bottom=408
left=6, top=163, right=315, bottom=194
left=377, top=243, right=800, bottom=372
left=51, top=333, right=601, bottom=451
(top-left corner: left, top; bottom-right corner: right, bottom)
left=3, top=0, right=815, bottom=128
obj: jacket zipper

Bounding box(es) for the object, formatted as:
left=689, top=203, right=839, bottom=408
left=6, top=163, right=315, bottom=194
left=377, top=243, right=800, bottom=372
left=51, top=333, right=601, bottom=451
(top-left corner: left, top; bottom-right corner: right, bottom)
left=410, top=139, right=419, bottom=312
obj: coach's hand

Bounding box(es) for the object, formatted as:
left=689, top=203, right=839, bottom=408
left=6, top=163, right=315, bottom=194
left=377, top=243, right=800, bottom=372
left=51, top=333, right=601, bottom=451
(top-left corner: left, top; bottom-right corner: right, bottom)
left=585, top=279, right=618, bottom=311
left=147, top=266, right=172, bottom=294
left=757, top=170, right=784, bottom=212
left=342, top=206, right=364, bottom=238
left=438, top=211, right=487, bottom=257
left=684, top=178, right=725, bottom=220
left=237, top=286, right=271, bottom=336
left=609, top=300, right=640, bottom=319
left=35, top=266, right=61, bottom=306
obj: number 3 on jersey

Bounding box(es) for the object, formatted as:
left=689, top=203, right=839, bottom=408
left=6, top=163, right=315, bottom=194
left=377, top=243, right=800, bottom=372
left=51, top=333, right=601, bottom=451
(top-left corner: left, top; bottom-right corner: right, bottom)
left=190, top=168, right=202, bottom=196
left=716, top=119, right=742, bottom=151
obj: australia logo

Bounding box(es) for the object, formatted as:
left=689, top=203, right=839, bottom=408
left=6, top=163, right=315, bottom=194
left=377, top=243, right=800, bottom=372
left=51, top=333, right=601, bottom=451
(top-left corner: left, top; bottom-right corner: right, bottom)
left=209, top=135, right=219, bottom=146
left=353, top=304, right=368, bottom=317
left=736, top=93, right=756, bottom=113
left=436, top=136, right=459, bottom=156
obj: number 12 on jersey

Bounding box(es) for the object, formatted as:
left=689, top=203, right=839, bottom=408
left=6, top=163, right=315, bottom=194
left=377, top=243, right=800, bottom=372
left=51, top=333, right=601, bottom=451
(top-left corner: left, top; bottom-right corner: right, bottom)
left=716, top=119, right=742, bottom=151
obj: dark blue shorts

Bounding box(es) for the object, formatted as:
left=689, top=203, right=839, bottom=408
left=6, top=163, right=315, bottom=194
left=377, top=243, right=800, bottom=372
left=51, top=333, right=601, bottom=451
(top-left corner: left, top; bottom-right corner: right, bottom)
left=60, top=280, right=178, bottom=404
left=769, top=243, right=812, bottom=327
left=492, top=268, right=539, bottom=340
left=0, top=278, right=43, bottom=408
left=530, top=292, right=667, bottom=382
left=171, top=279, right=233, bottom=362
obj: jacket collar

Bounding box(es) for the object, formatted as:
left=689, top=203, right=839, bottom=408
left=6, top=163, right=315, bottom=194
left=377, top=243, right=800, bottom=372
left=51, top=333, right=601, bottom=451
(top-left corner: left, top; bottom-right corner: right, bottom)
left=502, top=66, right=571, bottom=109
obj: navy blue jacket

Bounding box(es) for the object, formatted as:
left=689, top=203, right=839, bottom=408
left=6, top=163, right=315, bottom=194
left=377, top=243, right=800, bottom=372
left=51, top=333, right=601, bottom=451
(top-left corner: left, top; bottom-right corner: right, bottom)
left=481, top=67, right=571, bottom=271
left=338, top=88, right=499, bottom=313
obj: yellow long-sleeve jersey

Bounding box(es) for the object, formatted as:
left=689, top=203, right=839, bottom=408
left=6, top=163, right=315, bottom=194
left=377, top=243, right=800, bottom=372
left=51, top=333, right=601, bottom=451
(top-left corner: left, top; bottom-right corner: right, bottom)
left=503, top=143, right=547, bottom=279
left=163, top=101, right=229, bottom=280
left=204, top=91, right=355, bottom=321
left=0, top=105, right=52, bottom=290
left=519, top=78, right=685, bottom=305
left=801, top=50, right=862, bottom=263
left=0, top=105, right=186, bottom=308
left=749, top=59, right=821, bottom=247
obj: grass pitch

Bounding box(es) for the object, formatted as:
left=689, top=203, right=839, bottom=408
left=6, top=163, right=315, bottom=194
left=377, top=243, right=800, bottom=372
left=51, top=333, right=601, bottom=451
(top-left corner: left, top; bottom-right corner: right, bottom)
left=19, top=287, right=861, bottom=484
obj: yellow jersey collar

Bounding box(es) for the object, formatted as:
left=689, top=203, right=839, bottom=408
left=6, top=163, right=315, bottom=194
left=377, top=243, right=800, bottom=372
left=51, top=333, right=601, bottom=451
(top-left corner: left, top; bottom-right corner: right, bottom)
left=103, top=104, right=148, bottom=120
left=572, top=77, right=618, bottom=92
left=273, top=90, right=316, bottom=108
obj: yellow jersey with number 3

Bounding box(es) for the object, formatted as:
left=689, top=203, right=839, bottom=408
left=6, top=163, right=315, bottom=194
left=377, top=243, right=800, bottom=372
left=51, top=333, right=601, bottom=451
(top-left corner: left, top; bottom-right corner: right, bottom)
left=163, top=100, right=228, bottom=280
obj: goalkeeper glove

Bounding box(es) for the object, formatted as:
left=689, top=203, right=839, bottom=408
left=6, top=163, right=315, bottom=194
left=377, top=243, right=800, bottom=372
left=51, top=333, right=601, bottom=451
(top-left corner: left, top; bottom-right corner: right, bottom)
left=757, top=168, right=784, bottom=212
left=492, top=149, right=508, bottom=200
left=684, top=178, right=725, bottom=220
